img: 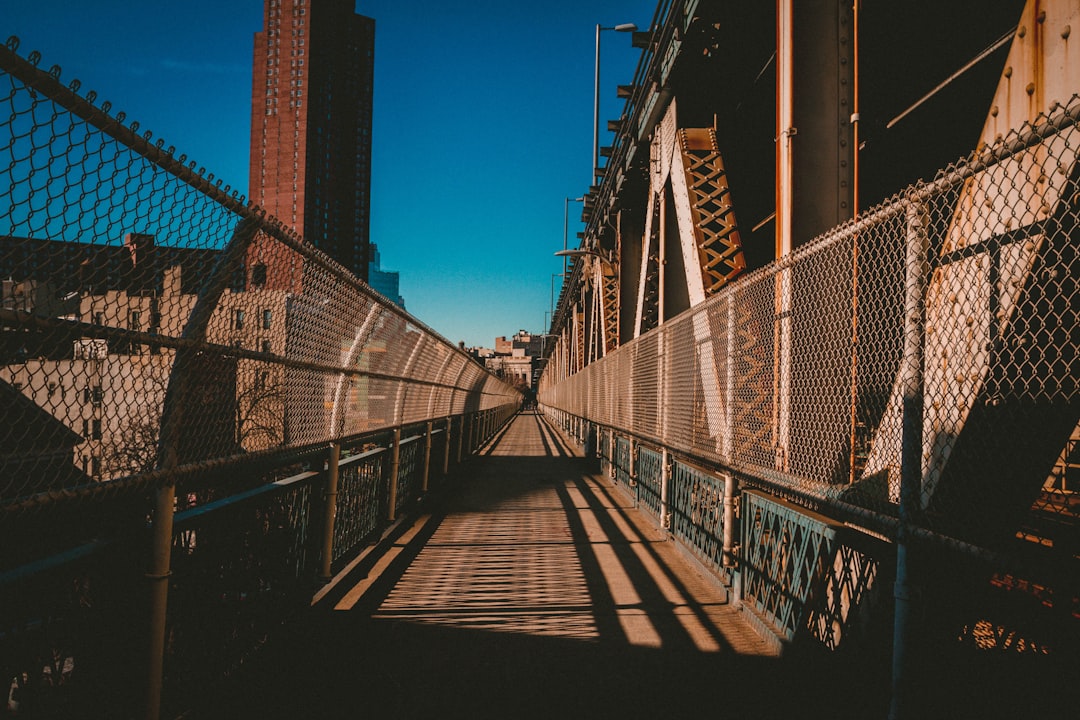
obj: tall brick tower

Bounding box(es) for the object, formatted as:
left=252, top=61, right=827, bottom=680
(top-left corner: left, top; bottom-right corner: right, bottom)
left=249, top=0, right=374, bottom=285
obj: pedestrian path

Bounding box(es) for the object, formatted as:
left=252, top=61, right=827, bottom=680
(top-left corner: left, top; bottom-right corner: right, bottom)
left=193, top=411, right=818, bottom=719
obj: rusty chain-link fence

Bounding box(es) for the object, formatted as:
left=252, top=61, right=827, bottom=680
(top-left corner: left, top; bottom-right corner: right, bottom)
left=0, top=36, right=519, bottom=717
left=541, top=95, right=1080, bottom=708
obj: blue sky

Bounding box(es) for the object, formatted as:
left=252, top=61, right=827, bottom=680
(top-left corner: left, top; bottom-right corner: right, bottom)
left=4, top=0, right=655, bottom=347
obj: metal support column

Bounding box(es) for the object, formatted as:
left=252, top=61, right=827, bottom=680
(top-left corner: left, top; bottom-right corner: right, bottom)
left=890, top=200, right=928, bottom=720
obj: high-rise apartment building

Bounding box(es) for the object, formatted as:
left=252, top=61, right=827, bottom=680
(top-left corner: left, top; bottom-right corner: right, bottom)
left=249, top=0, right=374, bottom=285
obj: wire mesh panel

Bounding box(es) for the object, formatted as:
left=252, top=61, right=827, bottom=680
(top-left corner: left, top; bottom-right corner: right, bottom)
left=539, top=97, right=1080, bottom=670
left=0, top=38, right=520, bottom=525
left=540, top=98, right=1080, bottom=549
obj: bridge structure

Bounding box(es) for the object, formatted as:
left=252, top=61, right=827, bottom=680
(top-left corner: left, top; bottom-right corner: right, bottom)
left=0, top=1, right=1078, bottom=719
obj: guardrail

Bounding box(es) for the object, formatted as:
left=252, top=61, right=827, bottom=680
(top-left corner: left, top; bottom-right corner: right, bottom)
left=541, top=95, right=1080, bottom=713
left=0, top=36, right=521, bottom=719
left=0, top=406, right=514, bottom=718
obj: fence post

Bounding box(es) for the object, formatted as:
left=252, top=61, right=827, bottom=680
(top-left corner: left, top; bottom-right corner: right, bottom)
left=443, top=416, right=452, bottom=475
left=660, top=448, right=671, bottom=531
left=320, top=442, right=341, bottom=581
left=387, top=428, right=402, bottom=522
left=722, top=472, right=738, bottom=568
left=890, top=199, right=928, bottom=720
left=145, top=484, right=175, bottom=720
left=422, top=421, right=433, bottom=493
left=456, top=414, right=465, bottom=464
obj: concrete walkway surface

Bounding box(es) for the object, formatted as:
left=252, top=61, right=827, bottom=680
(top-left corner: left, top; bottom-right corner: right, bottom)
left=190, top=411, right=886, bottom=719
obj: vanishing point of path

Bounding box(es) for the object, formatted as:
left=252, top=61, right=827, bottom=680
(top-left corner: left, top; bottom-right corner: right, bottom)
left=193, top=411, right=876, bottom=719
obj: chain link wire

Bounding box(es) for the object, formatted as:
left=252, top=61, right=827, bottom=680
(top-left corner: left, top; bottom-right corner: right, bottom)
left=541, top=98, right=1080, bottom=579
left=0, top=37, right=520, bottom=522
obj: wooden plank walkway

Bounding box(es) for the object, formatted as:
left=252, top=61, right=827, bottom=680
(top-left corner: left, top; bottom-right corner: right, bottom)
left=191, top=412, right=873, bottom=719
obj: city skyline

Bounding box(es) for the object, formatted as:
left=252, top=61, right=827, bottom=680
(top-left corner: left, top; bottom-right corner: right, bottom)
left=3, top=0, right=653, bottom=347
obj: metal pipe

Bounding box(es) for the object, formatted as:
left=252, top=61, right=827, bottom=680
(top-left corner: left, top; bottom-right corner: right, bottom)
left=320, top=442, right=341, bottom=581
left=889, top=199, right=929, bottom=720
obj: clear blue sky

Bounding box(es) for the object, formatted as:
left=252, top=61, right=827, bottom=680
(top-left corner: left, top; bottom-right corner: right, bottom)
left=4, top=0, right=656, bottom=347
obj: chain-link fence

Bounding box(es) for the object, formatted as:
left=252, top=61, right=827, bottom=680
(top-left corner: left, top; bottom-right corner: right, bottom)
left=0, top=34, right=519, bottom=520
left=541, top=98, right=1080, bottom=673
left=0, top=35, right=520, bottom=717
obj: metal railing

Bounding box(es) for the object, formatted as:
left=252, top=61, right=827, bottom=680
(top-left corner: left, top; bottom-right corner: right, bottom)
left=541, top=96, right=1080, bottom=689
left=0, top=36, right=520, bottom=718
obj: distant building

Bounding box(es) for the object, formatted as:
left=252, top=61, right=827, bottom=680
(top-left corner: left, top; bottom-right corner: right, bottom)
left=249, top=0, right=375, bottom=285
left=1, top=235, right=289, bottom=496
left=368, top=243, right=405, bottom=308
left=494, top=330, right=544, bottom=357
left=486, top=330, right=544, bottom=391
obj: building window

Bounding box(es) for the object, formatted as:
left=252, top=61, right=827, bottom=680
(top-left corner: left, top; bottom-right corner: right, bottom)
left=252, top=263, right=267, bottom=287
left=262, top=309, right=272, bottom=330
left=92, top=419, right=102, bottom=440
left=84, top=385, right=103, bottom=405
left=91, top=456, right=101, bottom=477
left=262, top=339, right=272, bottom=354
left=234, top=309, right=245, bottom=330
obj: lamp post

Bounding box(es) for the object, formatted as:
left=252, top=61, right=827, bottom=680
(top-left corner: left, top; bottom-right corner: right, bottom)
left=593, top=23, right=637, bottom=183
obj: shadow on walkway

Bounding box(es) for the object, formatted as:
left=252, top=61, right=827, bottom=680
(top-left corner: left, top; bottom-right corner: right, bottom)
left=190, top=412, right=887, bottom=719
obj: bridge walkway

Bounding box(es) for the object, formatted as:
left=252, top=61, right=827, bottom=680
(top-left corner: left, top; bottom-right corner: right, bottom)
left=189, top=411, right=878, bottom=719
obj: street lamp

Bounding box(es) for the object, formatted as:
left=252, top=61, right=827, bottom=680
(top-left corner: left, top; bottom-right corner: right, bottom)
left=593, top=23, right=637, bottom=183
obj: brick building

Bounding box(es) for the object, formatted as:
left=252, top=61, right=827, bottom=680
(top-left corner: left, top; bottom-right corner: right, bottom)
left=249, top=0, right=375, bottom=286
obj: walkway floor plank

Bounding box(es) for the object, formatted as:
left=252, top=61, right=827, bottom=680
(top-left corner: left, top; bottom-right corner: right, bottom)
left=191, top=412, right=883, bottom=719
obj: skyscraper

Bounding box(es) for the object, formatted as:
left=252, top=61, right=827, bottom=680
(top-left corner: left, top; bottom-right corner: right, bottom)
left=249, top=0, right=374, bottom=285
